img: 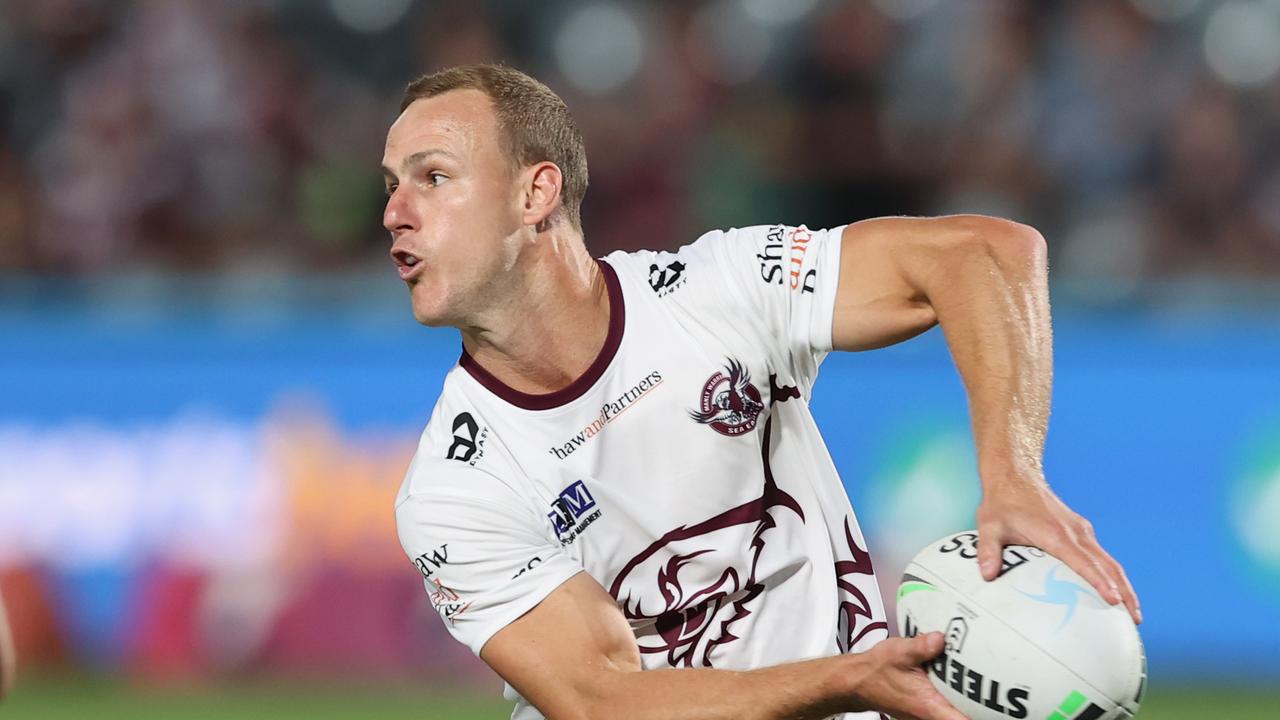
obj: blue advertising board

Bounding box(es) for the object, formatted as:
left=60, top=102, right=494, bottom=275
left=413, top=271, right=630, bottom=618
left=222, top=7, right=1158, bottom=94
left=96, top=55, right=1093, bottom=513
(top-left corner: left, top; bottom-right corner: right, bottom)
left=2, top=299, right=1278, bottom=680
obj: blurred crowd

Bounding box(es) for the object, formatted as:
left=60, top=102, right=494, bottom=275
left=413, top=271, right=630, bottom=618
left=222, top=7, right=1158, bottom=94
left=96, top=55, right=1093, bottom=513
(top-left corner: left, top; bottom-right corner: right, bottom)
left=3, top=0, right=1279, bottom=687
left=1, top=0, right=1279, bottom=296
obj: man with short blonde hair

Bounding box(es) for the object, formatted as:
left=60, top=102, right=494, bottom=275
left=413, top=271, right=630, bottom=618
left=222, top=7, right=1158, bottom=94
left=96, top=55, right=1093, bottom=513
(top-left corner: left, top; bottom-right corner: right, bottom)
left=400, top=64, right=589, bottom=231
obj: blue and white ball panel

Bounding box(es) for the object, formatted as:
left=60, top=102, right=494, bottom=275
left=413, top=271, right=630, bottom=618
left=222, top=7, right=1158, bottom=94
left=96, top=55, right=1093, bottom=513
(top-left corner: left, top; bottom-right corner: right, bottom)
left=897, top=531, right=1146, bottom=720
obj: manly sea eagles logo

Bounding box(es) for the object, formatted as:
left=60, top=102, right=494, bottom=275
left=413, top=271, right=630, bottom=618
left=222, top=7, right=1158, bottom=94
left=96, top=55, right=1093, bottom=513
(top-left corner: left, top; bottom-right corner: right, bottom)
left=690, top=359, right=764, bottom=436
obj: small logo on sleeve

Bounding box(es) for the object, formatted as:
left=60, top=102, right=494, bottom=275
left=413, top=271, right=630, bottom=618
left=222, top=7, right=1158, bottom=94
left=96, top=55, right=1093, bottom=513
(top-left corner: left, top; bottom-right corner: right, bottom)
left=757, top=226, right=786, bottom=286
left=787, top=226, right=816, bottom=293
left=428, top=581, right=471, bottom=624
left=548, top=480, right=603, bottom=545
left=446, top=412, right=487, bottom=466
left=648, top=260, right=687, bottom=296
left=512, top=555, right=543, bottom=580
left=756, top=225, right=817, bottom=293
left=412, top=543, right=450, bottom=580
left=690, top=359, right=764, bottom=436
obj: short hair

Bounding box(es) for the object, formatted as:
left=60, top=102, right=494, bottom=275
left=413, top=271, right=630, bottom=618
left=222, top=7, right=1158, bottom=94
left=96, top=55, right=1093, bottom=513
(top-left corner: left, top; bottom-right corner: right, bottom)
left=401, top=64, right=588, bottom=230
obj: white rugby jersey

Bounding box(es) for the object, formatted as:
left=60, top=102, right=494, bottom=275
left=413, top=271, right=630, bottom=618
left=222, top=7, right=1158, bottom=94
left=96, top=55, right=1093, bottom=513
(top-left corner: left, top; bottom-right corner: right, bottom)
left=395, top=224, right=889, bottom=720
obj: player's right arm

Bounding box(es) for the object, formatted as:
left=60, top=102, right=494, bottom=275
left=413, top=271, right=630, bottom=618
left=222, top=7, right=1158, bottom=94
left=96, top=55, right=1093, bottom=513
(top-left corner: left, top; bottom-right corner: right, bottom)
left=481, top=571, right=963, bottom=720
left=396, top=460, right=962, bottom=720
left=0, top=587, right=15, bottom=700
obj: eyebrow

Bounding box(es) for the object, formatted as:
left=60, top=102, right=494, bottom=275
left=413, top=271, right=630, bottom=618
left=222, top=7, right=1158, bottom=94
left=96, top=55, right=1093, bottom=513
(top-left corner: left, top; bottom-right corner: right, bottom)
left=382, top=148, right=459, bottom=180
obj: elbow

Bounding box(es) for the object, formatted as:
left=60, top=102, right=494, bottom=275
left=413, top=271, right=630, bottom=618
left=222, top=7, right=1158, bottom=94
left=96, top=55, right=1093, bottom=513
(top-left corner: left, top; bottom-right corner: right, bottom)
left=993, top=218, right=1046, bottom=263
left=941, top=214, right=1046, bottom=269
left=552, top=673, right=632, bottom=720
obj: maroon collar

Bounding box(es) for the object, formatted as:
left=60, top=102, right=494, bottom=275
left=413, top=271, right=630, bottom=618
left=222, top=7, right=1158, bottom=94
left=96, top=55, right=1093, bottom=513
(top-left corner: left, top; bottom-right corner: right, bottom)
left=459, top=259, right=625, bottom=411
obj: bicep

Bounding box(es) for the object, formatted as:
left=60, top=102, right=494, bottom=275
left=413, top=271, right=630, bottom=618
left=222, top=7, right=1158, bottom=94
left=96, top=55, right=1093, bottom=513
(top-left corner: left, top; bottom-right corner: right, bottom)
left=480, top=571, right=641, bottom=718
left=831, top=217, right=942, bottom=352
left=831, top=214, right=1043, bottom=352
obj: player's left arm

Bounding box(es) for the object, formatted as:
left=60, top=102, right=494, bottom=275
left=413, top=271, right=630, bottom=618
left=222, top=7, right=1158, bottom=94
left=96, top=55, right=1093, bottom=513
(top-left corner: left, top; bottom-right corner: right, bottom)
left=830, top=214, right=1141, bottom=625
left=0, top=586, right=15, bottom=700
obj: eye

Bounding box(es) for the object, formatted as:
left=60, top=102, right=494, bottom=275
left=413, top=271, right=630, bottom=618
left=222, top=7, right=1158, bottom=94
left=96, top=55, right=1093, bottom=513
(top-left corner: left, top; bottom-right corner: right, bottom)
left=427, top=172, right=448, bottom=186
left=384, top=184, right=398, bottom=197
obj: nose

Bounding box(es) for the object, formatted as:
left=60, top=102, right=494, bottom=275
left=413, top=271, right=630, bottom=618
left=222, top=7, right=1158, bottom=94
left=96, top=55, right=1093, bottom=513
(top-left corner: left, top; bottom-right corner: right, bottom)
left=383, top=187, right=417, bottom=236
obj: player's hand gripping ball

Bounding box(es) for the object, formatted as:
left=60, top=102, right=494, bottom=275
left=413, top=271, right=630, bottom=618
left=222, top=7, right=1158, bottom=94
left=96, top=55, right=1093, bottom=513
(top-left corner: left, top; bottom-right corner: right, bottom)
left=897, top=531, right=1146, bottom=720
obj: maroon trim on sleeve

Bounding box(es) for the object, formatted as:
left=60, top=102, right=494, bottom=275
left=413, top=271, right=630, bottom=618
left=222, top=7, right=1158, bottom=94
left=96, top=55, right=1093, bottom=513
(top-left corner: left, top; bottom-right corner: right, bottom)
left=459, top=259, right=625, bottom=411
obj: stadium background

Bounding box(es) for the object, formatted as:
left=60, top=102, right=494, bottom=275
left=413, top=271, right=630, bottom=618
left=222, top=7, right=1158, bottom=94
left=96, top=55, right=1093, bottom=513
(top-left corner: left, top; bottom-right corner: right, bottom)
left=1, top=0, right=1278, bottom=717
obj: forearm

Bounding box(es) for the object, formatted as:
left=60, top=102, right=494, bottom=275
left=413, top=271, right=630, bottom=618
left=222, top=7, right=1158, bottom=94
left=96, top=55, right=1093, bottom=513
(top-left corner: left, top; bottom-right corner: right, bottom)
left=486, top=572, right=955, bottom=720
left=0, top=588, right=14, bottom=699
left=567, top=653, right=863, bottom=720
left=923, top=218, right=1052, bottom=483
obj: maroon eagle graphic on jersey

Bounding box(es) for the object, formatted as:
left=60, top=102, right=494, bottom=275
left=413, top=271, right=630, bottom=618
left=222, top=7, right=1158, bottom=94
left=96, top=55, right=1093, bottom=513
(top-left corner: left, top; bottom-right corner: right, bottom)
left=834, top=518, right=888, bottom=652
left=612, top=368, right=887, bottom=668
left=608, top=417, right=802, bottom=667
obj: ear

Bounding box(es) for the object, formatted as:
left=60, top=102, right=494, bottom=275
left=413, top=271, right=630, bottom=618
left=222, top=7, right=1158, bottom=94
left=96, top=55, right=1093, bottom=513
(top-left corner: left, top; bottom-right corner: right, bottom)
left=520, top=161, right=564, bottom=230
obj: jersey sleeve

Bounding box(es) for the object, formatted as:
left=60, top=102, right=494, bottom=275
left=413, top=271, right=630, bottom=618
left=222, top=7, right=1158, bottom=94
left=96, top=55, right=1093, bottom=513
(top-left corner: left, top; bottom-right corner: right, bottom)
left=672, top=224, right=845, bottom=392
left=395, top=462, right=583, bottom=656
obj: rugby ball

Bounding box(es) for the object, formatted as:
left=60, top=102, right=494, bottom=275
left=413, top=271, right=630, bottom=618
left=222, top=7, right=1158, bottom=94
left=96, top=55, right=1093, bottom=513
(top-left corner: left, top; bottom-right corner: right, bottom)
left=896, top=531, right=1146, bottom=720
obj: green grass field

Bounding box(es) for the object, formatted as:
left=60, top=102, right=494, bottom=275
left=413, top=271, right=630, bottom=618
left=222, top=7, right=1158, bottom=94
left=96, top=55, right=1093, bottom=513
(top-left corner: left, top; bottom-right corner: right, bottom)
left=3, top=676, right=1276, bottom=719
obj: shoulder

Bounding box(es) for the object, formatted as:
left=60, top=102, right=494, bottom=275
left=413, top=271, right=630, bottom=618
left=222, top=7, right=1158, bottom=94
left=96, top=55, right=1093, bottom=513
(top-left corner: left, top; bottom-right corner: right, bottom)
left=396, top=450, right=490, bottom=506
left=598, top=227, right=766, bottom=301
left=602, top=225, right=784, bottom=270
left=397, top=391, right=517, bottom=509
left=395, top=451, right=543, bottom=545
left=397, top=372, right=528, bottom=510
left=603, top=224, right=837, bottom=295
left=405, top=366, right=507, bottom=474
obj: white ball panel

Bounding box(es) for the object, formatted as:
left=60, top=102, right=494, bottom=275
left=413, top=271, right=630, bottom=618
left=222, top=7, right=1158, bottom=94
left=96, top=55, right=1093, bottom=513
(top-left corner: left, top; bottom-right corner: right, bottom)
left=897, top=532, right=1146, bottom=719
left=899, top=562, right=1122, bottom=720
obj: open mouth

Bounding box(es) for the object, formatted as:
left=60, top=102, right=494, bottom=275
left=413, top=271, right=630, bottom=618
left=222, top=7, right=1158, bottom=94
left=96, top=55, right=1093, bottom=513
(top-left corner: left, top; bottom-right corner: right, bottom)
left=391, top=247, right=424, bottom=281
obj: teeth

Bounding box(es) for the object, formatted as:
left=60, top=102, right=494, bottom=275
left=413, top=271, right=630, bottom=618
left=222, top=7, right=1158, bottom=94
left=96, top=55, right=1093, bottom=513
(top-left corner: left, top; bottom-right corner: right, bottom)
left=406, top=256, right=419, bottom=266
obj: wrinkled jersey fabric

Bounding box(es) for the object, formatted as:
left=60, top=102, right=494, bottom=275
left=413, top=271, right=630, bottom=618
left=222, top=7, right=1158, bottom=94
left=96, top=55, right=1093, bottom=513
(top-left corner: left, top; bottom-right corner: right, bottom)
left=396, top=225, right=888, bottom=720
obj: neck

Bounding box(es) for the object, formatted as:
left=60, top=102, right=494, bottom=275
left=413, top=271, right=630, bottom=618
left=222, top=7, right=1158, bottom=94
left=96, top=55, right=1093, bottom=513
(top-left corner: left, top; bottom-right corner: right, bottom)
left=459, top=228, right=611, bottom=396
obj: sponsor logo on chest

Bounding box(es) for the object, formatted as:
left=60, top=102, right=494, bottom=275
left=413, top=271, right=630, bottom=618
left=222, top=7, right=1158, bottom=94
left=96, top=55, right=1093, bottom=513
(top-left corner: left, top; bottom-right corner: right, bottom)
left=548, top=371, right=663, bottom=459
left=548, top=480, right=603, bottom=545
